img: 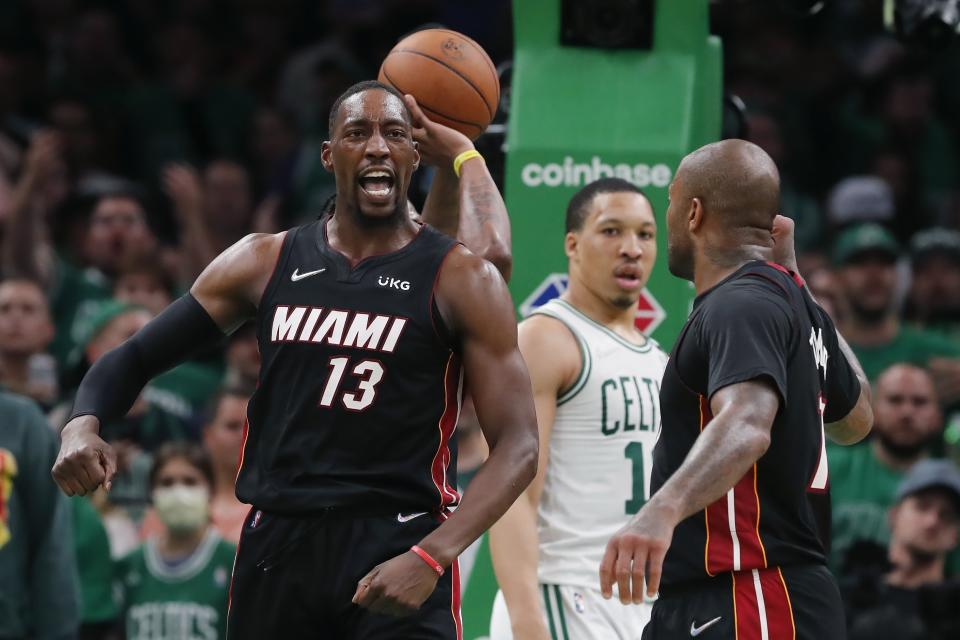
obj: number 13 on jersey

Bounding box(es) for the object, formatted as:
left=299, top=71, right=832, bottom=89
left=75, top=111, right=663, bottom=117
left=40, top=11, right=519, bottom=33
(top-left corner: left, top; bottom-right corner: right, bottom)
left=319, top=356, right=385, bottom=411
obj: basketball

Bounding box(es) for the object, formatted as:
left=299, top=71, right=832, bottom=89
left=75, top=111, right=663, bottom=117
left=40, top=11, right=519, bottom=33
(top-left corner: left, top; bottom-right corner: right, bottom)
left=379, top=28, right=500, bottom=140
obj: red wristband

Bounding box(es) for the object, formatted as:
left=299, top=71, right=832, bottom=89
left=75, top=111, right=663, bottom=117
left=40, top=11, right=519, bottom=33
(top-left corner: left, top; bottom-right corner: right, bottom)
left=410, top=545, right=444, bottom=576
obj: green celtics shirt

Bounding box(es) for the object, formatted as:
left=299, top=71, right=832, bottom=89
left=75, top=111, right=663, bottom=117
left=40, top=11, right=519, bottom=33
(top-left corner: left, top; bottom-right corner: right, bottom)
left=827, top=443, right=904, bottom=573
left=118, top=529, right=236, bottom=640
left=851, top=326, right=960, bottom=382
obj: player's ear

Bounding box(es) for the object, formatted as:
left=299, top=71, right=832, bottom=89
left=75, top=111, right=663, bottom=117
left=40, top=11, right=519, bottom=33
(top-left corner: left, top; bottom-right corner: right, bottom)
left=689, top=197, right=704, bottom=232
left=564, top=231, right=579, bottom=260
left=412, top=141, right=420, bottom=171
left=320, top=141, right=334, bottom=173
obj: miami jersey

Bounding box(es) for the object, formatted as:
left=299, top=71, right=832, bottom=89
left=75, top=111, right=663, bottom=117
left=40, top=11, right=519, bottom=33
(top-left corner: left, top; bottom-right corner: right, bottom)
left=118, top=529, right=236, bottom=640
left=532, top=299, right=668, bottom=586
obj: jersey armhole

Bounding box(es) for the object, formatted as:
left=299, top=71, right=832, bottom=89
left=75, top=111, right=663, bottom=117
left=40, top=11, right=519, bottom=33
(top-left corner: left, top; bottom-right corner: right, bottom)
left=429, top=242, right=463, bottom=352
left=529, top=309, right=590, bottom=406
left=256, top=228, right=297, bottom=310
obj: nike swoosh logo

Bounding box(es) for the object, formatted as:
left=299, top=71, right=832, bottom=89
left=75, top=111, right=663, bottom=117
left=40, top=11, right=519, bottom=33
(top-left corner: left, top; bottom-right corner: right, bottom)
left=690, top=616, right=722, bottom=637
left=397, top=512, right=428, bottom=523
left=291, top=267, right=326, bottom=282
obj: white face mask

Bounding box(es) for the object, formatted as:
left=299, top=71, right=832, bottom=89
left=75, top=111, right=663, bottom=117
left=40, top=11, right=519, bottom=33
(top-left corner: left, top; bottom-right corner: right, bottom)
left=152, top=485, right=210, bottom=535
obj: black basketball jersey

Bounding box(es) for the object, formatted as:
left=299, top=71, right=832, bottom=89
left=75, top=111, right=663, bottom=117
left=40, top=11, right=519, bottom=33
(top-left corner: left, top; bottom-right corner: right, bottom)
left=236, top=218, right=462, bottom=515
left=652, top=261, right=860, bottom=586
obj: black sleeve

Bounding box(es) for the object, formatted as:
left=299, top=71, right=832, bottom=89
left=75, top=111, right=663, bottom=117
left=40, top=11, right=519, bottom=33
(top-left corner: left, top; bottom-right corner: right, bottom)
left=69, top=293, right=226, bottom=427
left=817, top=306, right=861, bottom=423
left=699, top=281, right=793, bottom=406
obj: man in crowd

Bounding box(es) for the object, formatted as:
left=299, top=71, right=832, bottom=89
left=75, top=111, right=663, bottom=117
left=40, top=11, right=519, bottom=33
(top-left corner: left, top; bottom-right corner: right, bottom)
left=829, top=363, right=942, bottom=574
left=846, top=459, right=960, bottom=640
left=0, top=279, right=57, bottom=405
left=906, top=228, right=960, bottom=342
left=834, top=222, right=960, bottom=405
left=0, top=390, right=79, bottom=639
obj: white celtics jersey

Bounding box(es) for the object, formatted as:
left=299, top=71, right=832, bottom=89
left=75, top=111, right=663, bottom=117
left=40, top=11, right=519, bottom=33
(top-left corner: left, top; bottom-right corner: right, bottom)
left=532, top=299, right=668, bottom=587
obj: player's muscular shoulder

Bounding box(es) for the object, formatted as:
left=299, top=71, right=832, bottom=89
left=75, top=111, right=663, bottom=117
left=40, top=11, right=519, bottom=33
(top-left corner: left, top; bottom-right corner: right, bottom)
left=518, top=315, right=581, bottom=394
left=434, top=245, right=512, bottom=337
left=191, top=232, right=287, bottom=331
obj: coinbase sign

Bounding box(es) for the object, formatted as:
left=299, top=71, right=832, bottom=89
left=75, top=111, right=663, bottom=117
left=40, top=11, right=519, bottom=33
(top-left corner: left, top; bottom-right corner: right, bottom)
left=520, top=156, right=672, bottom=189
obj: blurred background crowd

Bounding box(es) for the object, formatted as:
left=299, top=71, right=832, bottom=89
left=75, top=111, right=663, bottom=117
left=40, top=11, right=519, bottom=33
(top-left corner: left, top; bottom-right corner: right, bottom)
left=0, top=1, right=958, bottom=639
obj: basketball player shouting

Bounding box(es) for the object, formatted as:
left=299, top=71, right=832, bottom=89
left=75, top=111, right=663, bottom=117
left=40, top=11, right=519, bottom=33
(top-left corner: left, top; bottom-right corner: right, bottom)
left=600, top=140, right=873, bottom=639
left=52, top=81, right=539, bottom=639
left=489, top=178, right=668, bottom=640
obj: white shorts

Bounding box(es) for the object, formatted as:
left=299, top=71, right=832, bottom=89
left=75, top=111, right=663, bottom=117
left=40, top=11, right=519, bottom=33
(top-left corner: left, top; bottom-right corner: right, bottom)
left=489, top=584, right=652, bottom=640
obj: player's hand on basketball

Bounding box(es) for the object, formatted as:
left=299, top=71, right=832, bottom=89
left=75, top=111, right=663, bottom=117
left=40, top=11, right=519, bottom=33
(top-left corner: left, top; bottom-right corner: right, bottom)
left=599, top=503, right=677, bottom=604
left=352, top=549, right=441, bottom=616
left=771, top=214, right=799, bottom=274
left=403, top=94, right=474, bottom=169
left=52, top=415, right=118, bottom=496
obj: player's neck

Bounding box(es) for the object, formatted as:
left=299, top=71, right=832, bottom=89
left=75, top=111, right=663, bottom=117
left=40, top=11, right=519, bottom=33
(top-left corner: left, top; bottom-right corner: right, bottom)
left=562, top=285, right=643, bottom=338
left=692, top=245, right=768, bottom=295
left=326, top=207, right=418, bottom=265
left=886, top=541, right=945, bottom=588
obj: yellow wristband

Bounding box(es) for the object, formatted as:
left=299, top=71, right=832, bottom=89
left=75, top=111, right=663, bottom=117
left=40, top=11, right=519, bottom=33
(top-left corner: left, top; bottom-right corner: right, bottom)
left=453, top=149, right=483, bottom=178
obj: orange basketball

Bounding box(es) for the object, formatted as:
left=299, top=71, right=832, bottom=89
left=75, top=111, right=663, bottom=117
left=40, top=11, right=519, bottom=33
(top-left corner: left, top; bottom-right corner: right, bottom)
left=379, top=29, right=500, bottom=140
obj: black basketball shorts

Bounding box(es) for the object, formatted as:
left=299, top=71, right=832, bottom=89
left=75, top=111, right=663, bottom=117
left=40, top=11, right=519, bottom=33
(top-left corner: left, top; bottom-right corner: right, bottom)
left=643, top=564, right=845, bottom=640
left=227, top=508, right=461, bottom=639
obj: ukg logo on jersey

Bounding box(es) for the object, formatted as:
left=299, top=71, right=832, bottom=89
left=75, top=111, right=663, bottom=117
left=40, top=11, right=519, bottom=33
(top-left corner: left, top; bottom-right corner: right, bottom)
left=520, top=156, right=672, bottom=189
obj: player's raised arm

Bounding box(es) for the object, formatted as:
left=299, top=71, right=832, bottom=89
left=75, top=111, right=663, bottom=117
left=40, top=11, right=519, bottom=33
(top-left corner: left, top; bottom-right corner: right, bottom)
left=51, top=232, right=284, bottom=496
left=407, top=95, right=512, bottom=280
left=488, top=316, right=577, bottom=640
left=772, top=214, right=873, bottom=445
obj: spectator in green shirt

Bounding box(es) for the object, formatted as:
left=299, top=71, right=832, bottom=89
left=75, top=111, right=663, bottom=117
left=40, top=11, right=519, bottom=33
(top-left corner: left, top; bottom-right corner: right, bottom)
left=905, top=228, right=960, bottom=344
left=829, top=363, right=943, bottom=576
left=834, top=223, right=960, bottom=405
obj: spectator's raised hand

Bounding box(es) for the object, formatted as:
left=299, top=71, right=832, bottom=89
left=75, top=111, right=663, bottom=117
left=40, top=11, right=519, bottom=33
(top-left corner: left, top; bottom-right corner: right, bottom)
left=21, top=130, right=62, bottom=192
left=403, top=94, right=474, bottom=169
left=163, top=164, right=204, bottom=219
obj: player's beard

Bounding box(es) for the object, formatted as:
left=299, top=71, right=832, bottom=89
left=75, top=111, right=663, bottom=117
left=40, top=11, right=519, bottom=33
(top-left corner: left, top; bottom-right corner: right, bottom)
left=610, top=294, right=637, bottom=310
left=667, top=241, right=694, bottom=281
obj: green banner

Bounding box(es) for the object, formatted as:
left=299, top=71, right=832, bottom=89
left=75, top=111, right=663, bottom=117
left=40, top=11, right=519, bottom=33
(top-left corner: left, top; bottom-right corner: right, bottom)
left=504, top=0, right=722, bottom=347
left=460, top=3, right=723, bottom=636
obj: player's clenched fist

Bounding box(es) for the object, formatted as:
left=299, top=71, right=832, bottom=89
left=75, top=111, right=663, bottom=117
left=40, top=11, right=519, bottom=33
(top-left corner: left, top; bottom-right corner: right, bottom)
left=599, top=504, right=677, bottom=605
left=352, top=550, right=442, bottom=616
left=52, top=415, right=117, bottom=496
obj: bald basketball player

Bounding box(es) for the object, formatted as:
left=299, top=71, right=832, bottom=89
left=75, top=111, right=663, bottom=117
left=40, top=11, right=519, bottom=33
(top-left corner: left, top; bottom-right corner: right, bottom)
left=600, top=140, right=874, bottom=639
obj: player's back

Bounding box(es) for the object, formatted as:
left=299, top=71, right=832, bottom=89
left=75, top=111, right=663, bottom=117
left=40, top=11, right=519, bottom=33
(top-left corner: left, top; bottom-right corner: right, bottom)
left=531, top=299, right=668, bottom=586
left=653, top=261, right=860, bottom=586
left=237, top=218, right=461, bottom=515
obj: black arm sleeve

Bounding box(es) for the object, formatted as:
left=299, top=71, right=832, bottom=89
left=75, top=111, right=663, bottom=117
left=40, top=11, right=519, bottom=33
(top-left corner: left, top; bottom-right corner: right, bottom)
left=68, top=293, right=226, bottom=428
left=700, top=281, right=794, bottom=406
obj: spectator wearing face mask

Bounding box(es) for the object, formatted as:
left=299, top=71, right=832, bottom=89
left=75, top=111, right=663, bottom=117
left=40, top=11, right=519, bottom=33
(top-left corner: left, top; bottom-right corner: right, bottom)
left=829, top=363, right=943, bottom=576
left=846, top=459, right=960, bottom=640
left=141, top=387, right=251, bottom=544
left=117, top=443, right=235, bottom=640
